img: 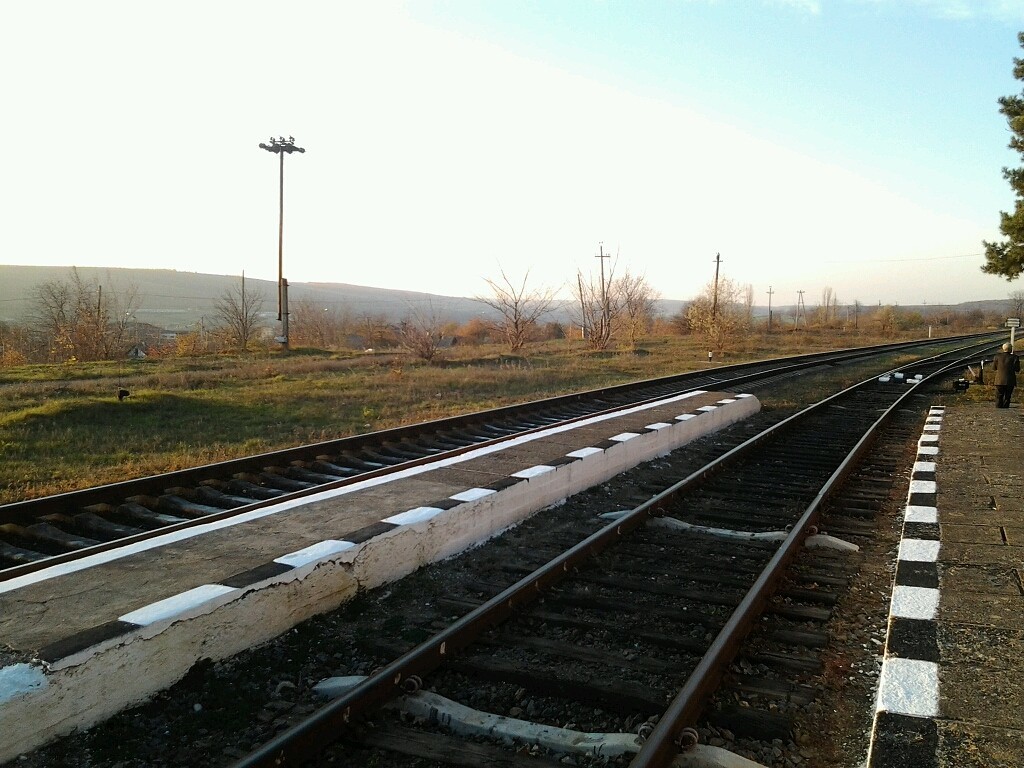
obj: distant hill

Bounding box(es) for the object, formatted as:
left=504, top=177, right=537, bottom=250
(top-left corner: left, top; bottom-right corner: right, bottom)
left=0, top=265, right=1011, bottom=330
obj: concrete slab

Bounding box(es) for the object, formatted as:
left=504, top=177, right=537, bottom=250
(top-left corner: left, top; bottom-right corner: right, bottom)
left=939, top=524, right=1005, bottom=544
left=0, top=389, right=760, bottom=763
left=939, top=563, right=1023, bottom=595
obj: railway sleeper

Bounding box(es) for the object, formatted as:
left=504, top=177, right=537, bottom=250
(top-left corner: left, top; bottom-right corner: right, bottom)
left=270, top=464, right=341, bottom=484
left=107, top=501, right=189, bottom=528
left=309, top=457, right=362, bottom=476
left=239, top=471, right=314, bottom=491
left=442, top=658, right=669, bottom=714
left=213, top=478, right=287, bottom=500
left=165, top=485, right=251, bottom=509
left=40, top=511, right=143, bottom=539
left=476, top=633, right=694, bottom=677
left=345, top=721, right=567, bottom=768
left=0, top=539, right=47, bottom=564
left=7, top=521, right=101, bottom=550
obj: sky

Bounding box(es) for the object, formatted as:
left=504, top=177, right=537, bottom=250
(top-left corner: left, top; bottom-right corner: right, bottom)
left=3, top=0, right=1024, bottom=308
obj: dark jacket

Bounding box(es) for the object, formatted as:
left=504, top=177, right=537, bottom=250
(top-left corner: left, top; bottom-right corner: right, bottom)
left=991, top=351, right=1021, bottom=386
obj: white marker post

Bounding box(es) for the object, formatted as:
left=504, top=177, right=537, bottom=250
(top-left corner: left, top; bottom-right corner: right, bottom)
left=1008, top=317, right=1020, bottom=349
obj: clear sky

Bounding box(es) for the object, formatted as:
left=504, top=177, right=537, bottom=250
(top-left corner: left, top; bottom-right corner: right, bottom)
left=4, top=0, right=1024, bottom=307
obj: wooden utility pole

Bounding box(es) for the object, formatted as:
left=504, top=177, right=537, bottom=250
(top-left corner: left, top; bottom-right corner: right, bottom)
left=711, top=252, right=722, bottom=321
left=596, top=242, right=611, bottom=341
left=766, top=285, right=774, bottom=332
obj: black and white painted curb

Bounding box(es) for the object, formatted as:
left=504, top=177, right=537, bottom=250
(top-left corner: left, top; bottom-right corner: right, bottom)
left=866, top=405, right=943, bottom=768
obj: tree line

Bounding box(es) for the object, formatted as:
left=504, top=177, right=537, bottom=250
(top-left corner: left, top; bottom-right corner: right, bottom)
left=0, top=265, right=1007, bottom=367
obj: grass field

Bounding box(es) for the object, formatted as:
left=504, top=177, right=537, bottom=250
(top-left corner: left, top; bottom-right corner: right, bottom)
left=0, top=329, right=992, bottom=505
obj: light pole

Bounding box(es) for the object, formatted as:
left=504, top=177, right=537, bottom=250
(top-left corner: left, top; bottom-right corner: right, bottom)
left=258, top=135, right=305, bottom=350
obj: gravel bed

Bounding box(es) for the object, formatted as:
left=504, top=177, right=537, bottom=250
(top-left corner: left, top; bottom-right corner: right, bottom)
left=9, top=373, right=929, bottom=768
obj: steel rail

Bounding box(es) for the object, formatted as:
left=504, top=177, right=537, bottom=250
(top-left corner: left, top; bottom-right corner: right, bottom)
left=231, top=342, right=984, bottom=768
left=628, top=352, right=970, bottom=767
left=1, top=337, right=987, bottom=583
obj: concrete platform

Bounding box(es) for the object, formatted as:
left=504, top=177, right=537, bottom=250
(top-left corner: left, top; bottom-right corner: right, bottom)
left=869, top=402, right=1024, bottom=768
left=0, top=389, right=759, bottom=763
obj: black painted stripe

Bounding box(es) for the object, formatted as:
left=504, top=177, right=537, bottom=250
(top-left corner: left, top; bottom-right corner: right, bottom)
left=341, top=521, right=399, bottom=544
left=895, top=560, right=939, bottom=589
left=37, top=620, right=140, bottom=663
left=887, top=617, right=940, bottom=663
left=869, top=712, right=939, bottom=768
left=221, top=561, right=295, bottom=588
left=903, top=522, right=941, bottom=541
left=908, top=492, right=937, bottom=507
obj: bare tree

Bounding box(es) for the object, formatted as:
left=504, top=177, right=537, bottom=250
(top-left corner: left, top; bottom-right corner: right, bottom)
left=213, top=276, right=265, bottom=351
left=291, top=299, right=351, bottom=349
left=572, top=257, right=620, bottom=350
left=685, top=277, right=750, bottom=353
left=614, top=271, right=659, bottom=349
left=1010, top=289, right=1024, bottom=319
left=26, top=269, right=141, bottom=362
left=397, top=303, right=448, bottom=362
left=476, top=269, right=557, bottom=352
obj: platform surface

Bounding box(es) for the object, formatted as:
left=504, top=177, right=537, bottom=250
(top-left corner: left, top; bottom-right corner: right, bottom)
left=870, top=401, right=1024, bottom=768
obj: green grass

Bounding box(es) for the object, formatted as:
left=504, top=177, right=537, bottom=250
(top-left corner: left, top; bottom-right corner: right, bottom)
left=0, top=330, right=976, bottom=505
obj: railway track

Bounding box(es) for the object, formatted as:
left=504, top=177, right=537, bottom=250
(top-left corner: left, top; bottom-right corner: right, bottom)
left=0, top=336, right=991, bottom=582
left=215, top=342, right=985, bottom=767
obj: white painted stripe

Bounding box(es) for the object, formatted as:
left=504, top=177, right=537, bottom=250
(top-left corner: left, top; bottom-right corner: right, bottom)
left=919, top=434, right=939, bottom=443
left=119, top=584, right=240, bottom=626
left=645, top=422, right=674, bottom=430
left=0, top=387, right=724, bottom=595
left=697, top=405, right=718, bottom=412
left=609, top=432, right=641, bottom=442
left=917, top=446, right=939, bottom=456
left=875, top=658, right=939, bottom=717
left=909, top=480, right=937, bottom=495
left=512, top=465, right=555, bottom=479
left=566, top=447, right=603, bottom=458
left=890, top=585, right=940, bottom=620
left=878, top=376, right=891, bottom=382
left=926, top=416, right=942, bottom=422
left=449, top=487, right=497, bottom=502
left=922, top=424, right=941, bottom=432
left=736, top=393, right=755, bottom=398
left=274, top=540, right=355, bottom=568
left=904, top=505, right=938, bottom=524
left=899, top=539, right=941, bottom=562
left=383, top=507, right=445, bottom=525
left=717, top=398, right=737, bottom=404
left=675, top=414, right=697, bottom=421
left=912, top=461, right=936, bottom=474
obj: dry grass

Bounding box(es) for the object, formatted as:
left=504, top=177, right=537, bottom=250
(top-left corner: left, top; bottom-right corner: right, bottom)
left=0, top=330, right=974, bottom=505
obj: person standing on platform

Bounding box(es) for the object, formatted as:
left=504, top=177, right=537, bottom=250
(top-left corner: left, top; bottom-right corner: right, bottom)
left=991, top=342, right=1020, bottom=408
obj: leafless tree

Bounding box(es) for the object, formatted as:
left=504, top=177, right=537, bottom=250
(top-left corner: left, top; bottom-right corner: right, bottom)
left=290, top=299, right=351, bottom=349
left=397, top=303, right=448, bottom=362
left=684, top=277, right=750, bottom=353
left=213, top=276, right=265, bottom=351
left=26, top=269, right=140, bottom=362
left=476, top=269, right=558, bottom=351
left=572, top=257, right=620, bottom=350
left=613, top=271, right=659, bottom=349
left=1009, top=289, right=1024, bottom=320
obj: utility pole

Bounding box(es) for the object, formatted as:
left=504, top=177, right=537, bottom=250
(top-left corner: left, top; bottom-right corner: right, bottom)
left=796, top=290, right=806, bottom=329
left=766, top=285, right=774, bottom=332
left=711, top=252, right=722, bottom=321
left=577, top=272, right=587, bottom=339
left=596, top=242, right=611, bottom=342
left=258, top=135, right=305, bottom=350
